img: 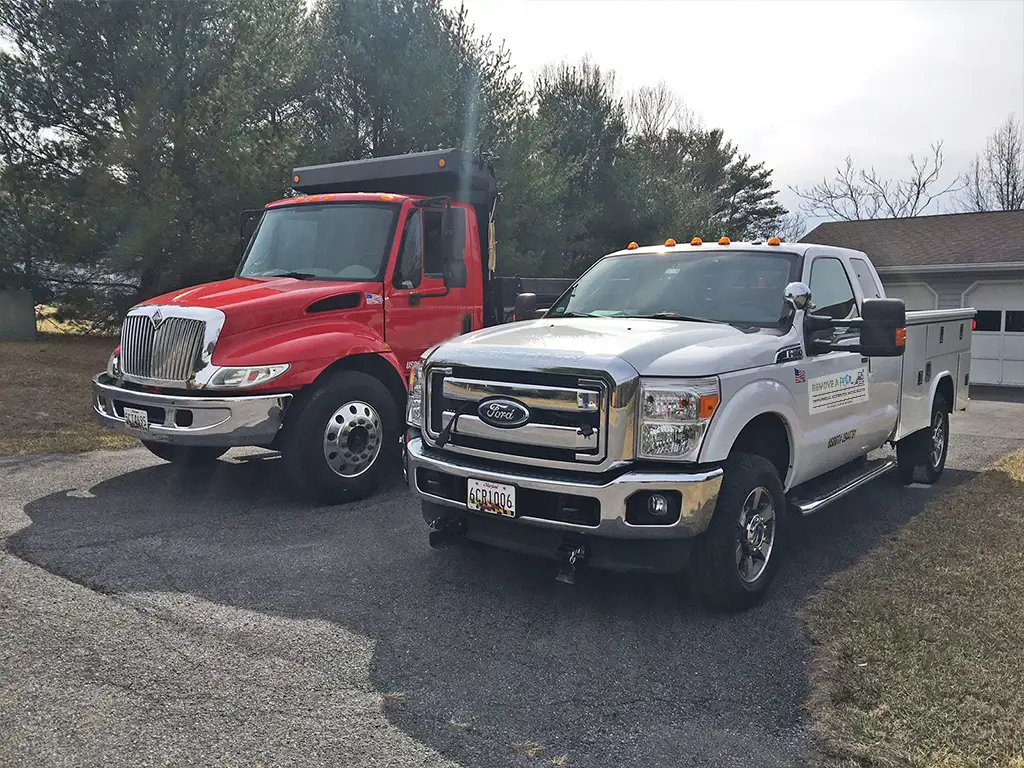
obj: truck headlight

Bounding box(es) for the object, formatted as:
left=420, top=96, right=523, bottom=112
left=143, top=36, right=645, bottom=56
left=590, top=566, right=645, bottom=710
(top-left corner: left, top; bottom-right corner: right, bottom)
left=407, top=362, right=424, bottom=427
left=207, top=364, right=290, bottom=389
left=106, top=349, right=120, bottom=378
left=637, top=377, right=720, bottom=461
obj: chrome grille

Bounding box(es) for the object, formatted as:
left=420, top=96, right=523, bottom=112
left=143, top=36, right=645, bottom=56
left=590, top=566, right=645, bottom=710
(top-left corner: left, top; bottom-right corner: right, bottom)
left=120, top=313, right=206, bottom=383
left=425, top=366, right=607, bottom=466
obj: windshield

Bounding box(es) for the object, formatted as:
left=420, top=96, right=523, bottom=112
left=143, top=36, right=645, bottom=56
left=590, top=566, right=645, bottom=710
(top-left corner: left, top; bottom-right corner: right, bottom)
left=547, top=250, right=801, bottom=327
left=238, top=203, right=399, bottom=281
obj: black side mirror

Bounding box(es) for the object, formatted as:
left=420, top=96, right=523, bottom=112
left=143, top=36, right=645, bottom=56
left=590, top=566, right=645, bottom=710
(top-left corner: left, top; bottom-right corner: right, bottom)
left=859, top=298, right=906, bottom=357
left=514, top=292, right=538, bottom=321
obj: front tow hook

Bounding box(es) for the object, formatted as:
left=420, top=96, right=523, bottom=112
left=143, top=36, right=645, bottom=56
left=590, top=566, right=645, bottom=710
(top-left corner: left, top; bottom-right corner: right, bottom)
left=428, top=516, right=466, bottom=549
left=555, top=542, right=587, bottom=585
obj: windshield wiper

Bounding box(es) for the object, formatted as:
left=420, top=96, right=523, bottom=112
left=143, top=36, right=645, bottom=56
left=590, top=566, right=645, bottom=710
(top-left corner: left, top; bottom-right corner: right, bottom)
left=555, top=311, right=598, bottom=318
left=638, top=312, right=725, bottom=324
left=256, top=270, right=318, bottom=280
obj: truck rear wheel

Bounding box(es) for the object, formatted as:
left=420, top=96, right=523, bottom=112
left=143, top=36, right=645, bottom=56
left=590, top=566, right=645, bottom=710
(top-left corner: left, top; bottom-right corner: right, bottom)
left=896, top=395, right=949, bottom=485
left=142, top=441, right=228, bottom=465
left=686, top=453, right=787, bottom=613
left=280, top=369, right=400, bottom=505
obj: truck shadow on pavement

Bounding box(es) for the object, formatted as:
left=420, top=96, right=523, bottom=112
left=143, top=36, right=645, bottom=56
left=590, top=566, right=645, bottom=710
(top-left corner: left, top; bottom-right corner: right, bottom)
left=5, top=455, right=982, bottom=768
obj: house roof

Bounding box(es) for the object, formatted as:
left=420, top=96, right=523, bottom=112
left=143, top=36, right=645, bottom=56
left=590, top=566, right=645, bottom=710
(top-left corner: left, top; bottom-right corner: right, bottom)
left=800, top=210, right=1024, bottom=271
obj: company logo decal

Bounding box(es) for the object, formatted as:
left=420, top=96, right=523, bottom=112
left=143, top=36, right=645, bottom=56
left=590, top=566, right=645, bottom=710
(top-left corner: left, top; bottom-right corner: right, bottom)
left=150, top=309, right=165, bottom=329
left=808, top=366, right=869, bottom=414
left=477, top=397, right=530, bottom=429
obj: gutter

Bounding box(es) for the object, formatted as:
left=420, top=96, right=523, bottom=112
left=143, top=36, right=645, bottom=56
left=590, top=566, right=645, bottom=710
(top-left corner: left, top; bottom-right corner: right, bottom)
left=876, top=262, right=1024, bottom=276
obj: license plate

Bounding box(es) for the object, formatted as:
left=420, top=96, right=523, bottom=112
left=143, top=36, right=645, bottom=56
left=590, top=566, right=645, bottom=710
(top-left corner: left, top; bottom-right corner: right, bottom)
left=123, top=407, right=150, bottom=432
left=467, top=478, right=516, bottom=517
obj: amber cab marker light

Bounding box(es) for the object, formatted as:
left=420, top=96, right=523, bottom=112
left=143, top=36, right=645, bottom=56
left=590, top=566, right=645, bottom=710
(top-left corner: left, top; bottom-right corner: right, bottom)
left=690, top=237, right=702, bottom=246
left=895, top=328, right=907, bottom=346
left=438, top=158, right=446, bottom=168
left=718, top=236, right=730, bottom=246
left=627, top=241, right=639, bottom=250
left=767, top=237, right=781, bottom=246
left=293, top=175, right=300, bottom=184
left=664, top=238, right=677, bottom=247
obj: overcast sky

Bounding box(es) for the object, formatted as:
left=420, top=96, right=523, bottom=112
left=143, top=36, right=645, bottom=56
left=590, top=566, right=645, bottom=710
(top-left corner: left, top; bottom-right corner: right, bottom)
left=446, top=0, right=1024, bottom=226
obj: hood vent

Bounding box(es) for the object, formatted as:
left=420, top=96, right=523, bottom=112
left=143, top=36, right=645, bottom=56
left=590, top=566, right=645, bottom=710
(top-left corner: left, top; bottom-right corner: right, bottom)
left=306, top=293, right=362, bottom=314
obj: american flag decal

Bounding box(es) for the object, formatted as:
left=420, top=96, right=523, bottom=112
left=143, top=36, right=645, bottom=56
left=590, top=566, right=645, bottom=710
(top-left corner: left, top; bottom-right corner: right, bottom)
left=794, top=368, right=806, bottom=384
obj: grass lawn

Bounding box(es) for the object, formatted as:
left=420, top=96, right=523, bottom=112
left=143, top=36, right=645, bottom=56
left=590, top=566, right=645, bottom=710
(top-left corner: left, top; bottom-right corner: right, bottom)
left=0, top=334, right=137, bottom=456
left=805, top=450, right=1024, bottom=768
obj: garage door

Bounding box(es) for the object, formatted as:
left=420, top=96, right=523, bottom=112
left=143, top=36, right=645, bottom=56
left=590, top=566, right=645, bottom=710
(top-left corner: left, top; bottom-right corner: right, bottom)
left=884, top=283, right=937, bottom=310
left=964, top=282, right=1024, bottom=386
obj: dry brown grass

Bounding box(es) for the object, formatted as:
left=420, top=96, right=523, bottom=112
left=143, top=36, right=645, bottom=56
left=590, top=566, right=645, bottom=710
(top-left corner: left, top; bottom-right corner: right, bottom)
left=0, top=334, right=137, bottom=456
left=805, top=450, right=1024, bottom=768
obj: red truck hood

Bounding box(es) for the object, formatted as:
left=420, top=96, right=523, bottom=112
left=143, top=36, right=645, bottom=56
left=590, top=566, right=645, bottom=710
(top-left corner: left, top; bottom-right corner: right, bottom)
left=140, top=277, right=383, bottom=334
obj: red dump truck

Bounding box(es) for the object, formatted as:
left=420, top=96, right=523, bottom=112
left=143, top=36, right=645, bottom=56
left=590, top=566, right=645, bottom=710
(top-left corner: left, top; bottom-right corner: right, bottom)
left=92, top=149, right=571, bottom=503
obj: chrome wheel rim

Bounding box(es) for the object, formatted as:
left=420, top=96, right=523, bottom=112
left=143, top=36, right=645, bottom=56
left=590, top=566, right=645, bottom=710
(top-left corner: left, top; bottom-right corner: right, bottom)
left=735, top=486, right=776, bottom=584
left=931, top=410, right=945, bottom=469
left=322, top=401, right=382, bottom=478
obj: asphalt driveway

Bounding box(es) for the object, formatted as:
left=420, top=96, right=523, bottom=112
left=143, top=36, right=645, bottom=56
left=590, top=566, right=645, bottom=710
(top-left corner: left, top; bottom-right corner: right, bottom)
left=2, top=401, right=1023, bottom=768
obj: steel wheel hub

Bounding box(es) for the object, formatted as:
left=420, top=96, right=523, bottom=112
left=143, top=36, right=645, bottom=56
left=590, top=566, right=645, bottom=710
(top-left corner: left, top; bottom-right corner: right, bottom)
left=735, top=486, right=776, bottom=584
left=323, top=400, right=382, bottom=478
left=931, top=411, right=945, bottom=468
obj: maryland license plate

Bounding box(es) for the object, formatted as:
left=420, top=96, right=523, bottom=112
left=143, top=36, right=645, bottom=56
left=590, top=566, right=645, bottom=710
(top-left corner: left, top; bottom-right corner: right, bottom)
left=123, top=407, right=150, bottom=432
left=467, top=478, right=516, bottom=517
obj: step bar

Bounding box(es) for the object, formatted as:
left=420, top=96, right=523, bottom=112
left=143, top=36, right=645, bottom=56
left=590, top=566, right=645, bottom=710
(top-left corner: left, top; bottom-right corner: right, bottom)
left=788, top=458, right=897, bottom=516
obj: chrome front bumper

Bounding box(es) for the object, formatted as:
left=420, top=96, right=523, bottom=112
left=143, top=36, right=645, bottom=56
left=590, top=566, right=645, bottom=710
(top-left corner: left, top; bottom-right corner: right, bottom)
left=92, top=373, right=291, bottom=447
left=405, top=436, right=723, bottom=539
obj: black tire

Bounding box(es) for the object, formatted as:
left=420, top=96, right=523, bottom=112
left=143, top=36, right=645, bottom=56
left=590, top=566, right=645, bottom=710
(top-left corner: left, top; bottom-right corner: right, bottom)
left=280, top=370, right=400, bottom=504
left=687, top=453, right=787, bottom=613
left=896, top=395, right=949, bottom=485
left=142, top=441, right=228, bottom=465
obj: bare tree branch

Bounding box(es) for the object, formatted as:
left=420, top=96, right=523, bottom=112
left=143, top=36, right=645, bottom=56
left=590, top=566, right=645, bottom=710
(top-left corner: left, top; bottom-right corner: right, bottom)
left=775, top=210, right=807, bottom=242
left=625, top=81, right=698, bottom=139
left=790, top=141, right=958, bottom=220
left=956, top=113, right=1024, bottom=211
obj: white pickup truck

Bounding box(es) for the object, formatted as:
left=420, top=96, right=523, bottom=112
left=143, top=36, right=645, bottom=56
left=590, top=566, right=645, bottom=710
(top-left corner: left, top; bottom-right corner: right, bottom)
left=403, top=237, right=975, bottom=611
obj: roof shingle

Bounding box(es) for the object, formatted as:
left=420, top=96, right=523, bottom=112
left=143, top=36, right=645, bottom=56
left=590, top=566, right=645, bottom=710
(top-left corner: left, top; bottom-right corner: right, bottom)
left=800, top=210, right=1024, bottom=269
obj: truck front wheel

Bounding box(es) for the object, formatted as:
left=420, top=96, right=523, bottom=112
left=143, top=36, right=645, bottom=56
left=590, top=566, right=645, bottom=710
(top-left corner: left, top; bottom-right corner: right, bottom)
left=686, top=453, right=787, bottom=613
left=280, top=370, right=400, bottom=505
left=142, top=441, right=228, bottom=465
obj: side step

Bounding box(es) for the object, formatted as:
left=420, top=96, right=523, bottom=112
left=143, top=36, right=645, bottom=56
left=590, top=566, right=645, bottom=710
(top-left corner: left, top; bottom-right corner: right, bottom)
left=788, top=457, right=897, bottom=516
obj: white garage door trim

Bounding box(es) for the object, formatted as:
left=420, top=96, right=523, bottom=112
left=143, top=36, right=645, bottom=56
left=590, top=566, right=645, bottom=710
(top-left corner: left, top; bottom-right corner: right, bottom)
left=962, top=280, right=1024, bottom=387
left=884, top=281, right=938, bottom=310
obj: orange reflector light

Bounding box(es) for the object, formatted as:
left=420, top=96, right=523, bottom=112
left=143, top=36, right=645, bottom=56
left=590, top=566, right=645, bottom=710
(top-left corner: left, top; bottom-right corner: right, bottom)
left=973, top=319, right=977, bottom=330
left=293, top=175, right=300, bottom=183
left=664, top=238, right=677, bottom=247
left=438, top=159, right=446, bottom=168
left=627, top=241, right=639, bottom=250
left=700, top=393, right=720, bottom=420
left=380, top=193, right=396, bottom=201
left=718, top=236, right=730, bottom=246
left=767, top=237, right=781, bottom=246
left=895, top=328, right=907, bottom=346
left=690, top=237, right=702, bottom=246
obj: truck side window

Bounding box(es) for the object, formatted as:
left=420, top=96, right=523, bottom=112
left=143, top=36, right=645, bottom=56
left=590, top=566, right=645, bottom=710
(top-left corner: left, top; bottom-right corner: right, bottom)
left=394, top=210, right=423, bottom=289
left=809, top=257, right=859, bottom=338
left=849, top=257, right=881, bottom=299
left=422, top=207, right=467, bottom=279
